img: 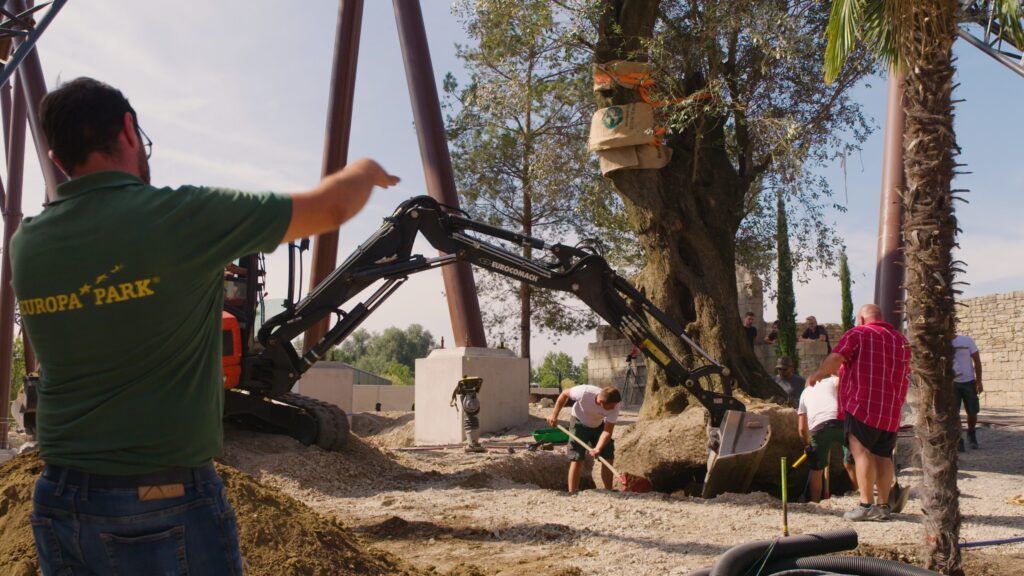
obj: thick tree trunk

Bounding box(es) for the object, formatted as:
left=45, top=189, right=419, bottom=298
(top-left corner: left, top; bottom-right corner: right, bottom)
left=595, top=1, right=780, bottom=419
left=903, top=1, right=963, bottom=573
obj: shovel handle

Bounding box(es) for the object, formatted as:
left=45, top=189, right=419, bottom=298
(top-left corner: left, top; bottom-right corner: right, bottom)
left=556, top=424, right=621, bottom=476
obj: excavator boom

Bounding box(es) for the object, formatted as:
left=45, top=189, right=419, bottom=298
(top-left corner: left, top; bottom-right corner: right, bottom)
left=228, top=195, right=770, bottom=495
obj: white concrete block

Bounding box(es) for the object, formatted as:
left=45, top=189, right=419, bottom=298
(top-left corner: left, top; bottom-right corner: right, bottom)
left=292, top=362, right=355, bottom=413
left=379, top=385, right=415, bottom=411
left=414, top=347, right=529, bottom=445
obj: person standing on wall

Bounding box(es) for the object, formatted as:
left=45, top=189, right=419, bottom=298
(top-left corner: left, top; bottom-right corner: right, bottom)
left=743, top=312, right=758, bottom=346
left=800, top=315, right=832, bottom=353
left=806, top=304, right=911, bottom=522
left=12, top=78, right=399, bottom=575
left=952, top=333, right=984, bottom=450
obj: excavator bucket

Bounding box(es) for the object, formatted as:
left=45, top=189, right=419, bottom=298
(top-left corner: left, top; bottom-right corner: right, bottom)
left=702, top=410, right=771, bottom=498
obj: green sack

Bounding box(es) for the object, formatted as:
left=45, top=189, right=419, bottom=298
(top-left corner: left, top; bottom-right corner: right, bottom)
left=533, top=427, right=569, bottom=444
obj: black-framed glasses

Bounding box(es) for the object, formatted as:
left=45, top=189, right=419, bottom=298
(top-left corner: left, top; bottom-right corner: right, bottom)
left=136, top=124, right=153, bottom=159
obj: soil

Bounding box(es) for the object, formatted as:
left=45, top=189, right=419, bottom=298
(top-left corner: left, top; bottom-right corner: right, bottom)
left=2, top=405, right=1022, bottom=575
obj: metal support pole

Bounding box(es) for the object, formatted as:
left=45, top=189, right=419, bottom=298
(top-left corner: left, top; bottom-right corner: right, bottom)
left=304, top=0, right=364, bottom=354
left=10, top=0, right=66, bottom=203
left=393, top=0, right=486, bottom=347
left=875, top=70, right=906, bottom=328
left=0, top=76, right=27, bottom=449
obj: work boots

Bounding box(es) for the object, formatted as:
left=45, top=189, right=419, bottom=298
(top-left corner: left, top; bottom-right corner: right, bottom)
left=968, top=429, right=979, bottom=449
left=958, top=437, right=965, bottom=452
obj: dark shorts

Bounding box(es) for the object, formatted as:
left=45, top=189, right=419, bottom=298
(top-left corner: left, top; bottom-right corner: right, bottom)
left=568, top=421, right=614, bottom=462
left=845, top=412, right=897, bottom=458
left=808, top=421, right=845, bottom=470
left=954, top=380, right=980, bottom=416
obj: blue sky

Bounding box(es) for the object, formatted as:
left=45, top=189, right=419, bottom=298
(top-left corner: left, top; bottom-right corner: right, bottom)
left=14, top=1, right=1024, bottom=364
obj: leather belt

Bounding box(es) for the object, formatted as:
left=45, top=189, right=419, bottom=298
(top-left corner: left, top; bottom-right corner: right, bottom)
left=42, top=461, right=216, bottom=490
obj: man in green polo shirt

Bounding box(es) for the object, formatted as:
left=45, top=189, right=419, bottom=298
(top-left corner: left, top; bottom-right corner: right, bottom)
left=11, top=77, right=398, bottom=575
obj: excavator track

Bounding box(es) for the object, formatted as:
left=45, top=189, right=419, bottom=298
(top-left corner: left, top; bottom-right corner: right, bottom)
left=278, top=392, right=350, bottom=451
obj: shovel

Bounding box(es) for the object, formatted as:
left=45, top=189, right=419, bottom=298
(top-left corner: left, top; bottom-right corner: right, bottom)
left=556, top=424, right=652, bottom=493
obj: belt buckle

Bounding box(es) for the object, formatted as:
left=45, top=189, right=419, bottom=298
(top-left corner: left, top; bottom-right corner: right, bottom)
left=138, top=484, right=185, bottom=501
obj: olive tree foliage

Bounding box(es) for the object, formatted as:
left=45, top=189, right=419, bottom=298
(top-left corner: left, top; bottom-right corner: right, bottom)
left=328, top=325, right=436, bottom=385
left=534, top=351, right=581, bottom=388
left=569, top=0, right=876, bottom=414
left=444, top=0, right=639, bottom=359
left=9, top=337, right=25, bottom=402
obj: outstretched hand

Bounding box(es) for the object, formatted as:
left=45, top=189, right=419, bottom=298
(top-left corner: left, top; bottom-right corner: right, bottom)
left=349, top=157, right=400, bottom=189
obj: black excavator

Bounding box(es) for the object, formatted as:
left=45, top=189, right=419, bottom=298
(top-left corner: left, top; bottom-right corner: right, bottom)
left=220, top=195, right=771, bottom=496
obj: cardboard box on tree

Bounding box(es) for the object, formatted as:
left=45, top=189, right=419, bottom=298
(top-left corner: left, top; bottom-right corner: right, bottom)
left=597, top=144, right=673, bottom=176
left=588, top=103, right=655, bottom=152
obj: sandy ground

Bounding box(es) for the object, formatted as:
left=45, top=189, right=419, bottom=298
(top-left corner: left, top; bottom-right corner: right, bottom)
left=220, top=406, right=1024, bottom=576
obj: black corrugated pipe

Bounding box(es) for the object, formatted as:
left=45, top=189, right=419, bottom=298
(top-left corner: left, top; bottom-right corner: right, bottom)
left=705, top=529, right=859, bottom=576
left=764, top=556, right=941, bottom=575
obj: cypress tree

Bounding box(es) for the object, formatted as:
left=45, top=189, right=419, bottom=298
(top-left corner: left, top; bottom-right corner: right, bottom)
left=840, top=250, right=854, bottom=331
left=775, top=191, right=798, bottom=369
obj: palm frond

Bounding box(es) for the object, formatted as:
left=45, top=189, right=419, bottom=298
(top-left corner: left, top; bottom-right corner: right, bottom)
left=825, top=0, right=912, bottom=83
left=824, top=0, right=864, bottom=83
left=988, top=0, right=1024, bottom=48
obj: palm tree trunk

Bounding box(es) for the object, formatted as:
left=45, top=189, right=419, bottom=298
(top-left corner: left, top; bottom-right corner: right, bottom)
left=902, top=1, right=963, bottom=573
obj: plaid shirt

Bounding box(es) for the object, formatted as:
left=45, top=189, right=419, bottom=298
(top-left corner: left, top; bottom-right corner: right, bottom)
left=833, top=321, right=911, bottom=432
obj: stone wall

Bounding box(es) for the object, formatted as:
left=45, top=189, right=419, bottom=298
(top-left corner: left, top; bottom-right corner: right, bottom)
left=586, top=325, right=645, bottom=398
left=957, top=291, right=1024, bottom=409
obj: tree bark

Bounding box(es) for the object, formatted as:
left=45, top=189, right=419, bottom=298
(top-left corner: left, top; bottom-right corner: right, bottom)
left=595, top=0, right=780, bottom=419
left=902, top=1, right=963, bottom=573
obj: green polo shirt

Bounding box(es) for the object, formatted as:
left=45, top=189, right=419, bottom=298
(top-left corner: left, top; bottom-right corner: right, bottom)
left=10, top=171, right=292, bottom=474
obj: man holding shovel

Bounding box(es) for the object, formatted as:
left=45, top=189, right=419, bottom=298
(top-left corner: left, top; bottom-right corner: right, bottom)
left=547, top=385, right=621, bottom=493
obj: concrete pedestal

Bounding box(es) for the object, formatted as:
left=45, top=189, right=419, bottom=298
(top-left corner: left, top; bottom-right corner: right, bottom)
left=414, top=347, right=529, bottom=445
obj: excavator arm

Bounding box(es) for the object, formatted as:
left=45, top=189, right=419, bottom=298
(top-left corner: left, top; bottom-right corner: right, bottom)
left=231, top=195, right=769, bottom=495
left=250, top=195, right=744, bottom=426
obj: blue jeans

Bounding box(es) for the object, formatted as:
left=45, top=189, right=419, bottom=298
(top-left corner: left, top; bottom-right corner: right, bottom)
left=31, top=465, right=243, bottom=575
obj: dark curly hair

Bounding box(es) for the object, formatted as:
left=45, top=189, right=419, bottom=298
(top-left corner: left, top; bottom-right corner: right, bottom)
left=40, top=77, right=138, bottom=173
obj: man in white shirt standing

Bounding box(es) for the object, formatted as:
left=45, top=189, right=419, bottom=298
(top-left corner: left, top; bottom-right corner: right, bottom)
left=547, top=385, right=621, bottom=493
left=797, top=376, right=856, bottom=502
left=952, top=334, right=984, bottom=450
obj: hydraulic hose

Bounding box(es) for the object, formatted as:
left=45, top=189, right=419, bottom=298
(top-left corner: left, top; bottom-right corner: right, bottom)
left=960, top=535, right=1024, bottom=548
left=706, top=529, right=859, bottom=576
left=763, top=556, right=942, bottom=576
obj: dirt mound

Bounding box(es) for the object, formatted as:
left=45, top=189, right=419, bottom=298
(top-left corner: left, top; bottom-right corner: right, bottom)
left=351, top=412, right=415, bottom=443
left=0, top=453, right=425, bottom=576
left=222, top=428, right=423, bottom=496
left=482, top=451, right=577, bottom=490
left=0, top=455, right=43, bottom=576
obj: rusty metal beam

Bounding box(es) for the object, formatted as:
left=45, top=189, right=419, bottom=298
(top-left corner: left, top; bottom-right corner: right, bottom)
left=10, top=0, right=66, bottom=202
left=0, top=74, right=27, bottom=449
left=393, top=0, right=486, bottom=347
left=874, top=70, right=906, bottom=328
left=303, top=0, right=364, bottom=354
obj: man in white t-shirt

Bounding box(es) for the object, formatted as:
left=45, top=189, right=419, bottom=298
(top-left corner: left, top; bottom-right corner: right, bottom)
left=952, top=334, right=984, bottom=450
left=797, top=376, right=856, bottom=502
left=547, top=384, right=621, bottom=493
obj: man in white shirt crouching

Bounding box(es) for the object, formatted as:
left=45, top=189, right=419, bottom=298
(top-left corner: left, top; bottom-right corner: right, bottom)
left=548, top=385, right=621, bottom=493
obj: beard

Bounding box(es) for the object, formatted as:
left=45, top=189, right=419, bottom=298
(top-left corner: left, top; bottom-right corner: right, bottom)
left=137, top=147, right=150, bottom=184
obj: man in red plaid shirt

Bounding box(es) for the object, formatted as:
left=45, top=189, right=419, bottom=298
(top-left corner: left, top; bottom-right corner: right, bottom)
left=807, top=304, right=911, bottom=521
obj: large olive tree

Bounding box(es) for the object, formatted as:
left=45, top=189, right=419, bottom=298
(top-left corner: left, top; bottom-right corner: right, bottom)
left=587, top=0, right=874, bottom=417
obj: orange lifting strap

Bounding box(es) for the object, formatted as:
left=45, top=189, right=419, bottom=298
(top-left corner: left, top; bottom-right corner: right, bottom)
left=593, top=63, right=714, bottom=109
